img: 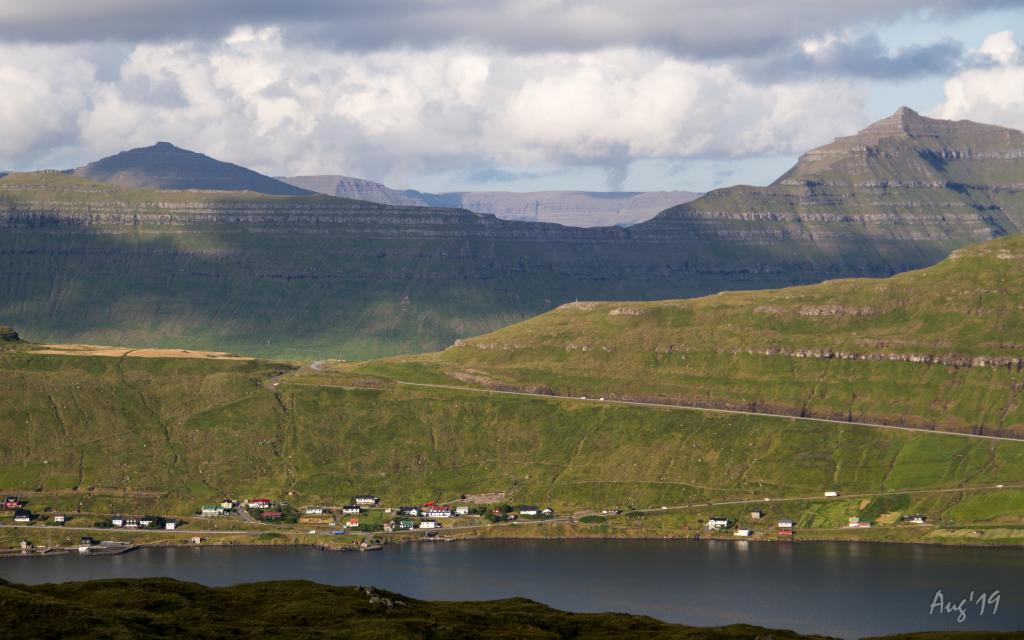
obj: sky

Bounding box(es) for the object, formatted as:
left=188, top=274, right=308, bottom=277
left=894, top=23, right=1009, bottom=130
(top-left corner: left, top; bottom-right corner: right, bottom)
left=1, top=1, right=1023, bottom=193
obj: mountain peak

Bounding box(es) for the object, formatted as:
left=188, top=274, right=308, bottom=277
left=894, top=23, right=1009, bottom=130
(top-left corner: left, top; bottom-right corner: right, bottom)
left=74, top=144, right=312, bottom=196
left=773, top=108, right=1024, bottom=184
left=858, top=106, right=929, bottom=137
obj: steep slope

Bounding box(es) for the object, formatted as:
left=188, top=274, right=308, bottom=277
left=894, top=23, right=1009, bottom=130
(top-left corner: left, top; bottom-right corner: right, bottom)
left=1, top=345, right=1022, bottom=531
left=282, top=174, right=700, bottom=226
left=75, top=142, right=313, bottom=196
left=2, top=108, right=1023, bottom=359
left=417, top=234, right=1024, bottom=438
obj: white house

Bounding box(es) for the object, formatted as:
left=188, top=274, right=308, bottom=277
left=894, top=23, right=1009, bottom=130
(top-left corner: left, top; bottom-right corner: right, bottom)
left=824, top=491, right=839, bottom=497
left=777, top=519, right=794, bottom=529
left=111, top=516, right=125, bottom=527
left=53, top=514, right=66, bottom=524
left=165, top=520, right=178, bottom=530
left=541, top=508, right=554, bottom=516
left=306, top=506, right=326, bottom=515
left=201, top=505, right=224, bottom=517
left=455, top=505, right=470, bottom=516
left=903, top=514, right=927, bottom=524
left=706, top=517, right=730, bottom=530
left=249, top=498, right=273, bottom=509
left=519, top=507, right=539, bottom=516
left=419, top=519, right=439, bottom=529
left=139, top=518, right=156, bottom=528
left=124, top=517, right=140, bottom=528
left=734, top=529, right=752, bottom=537
left=354, top=495, right=379, bottom=506
left=220, top=499, right=236, bottom=511
left=341, top=505, right=362, bottom=515
left=425, top=507, right=452, bottom=518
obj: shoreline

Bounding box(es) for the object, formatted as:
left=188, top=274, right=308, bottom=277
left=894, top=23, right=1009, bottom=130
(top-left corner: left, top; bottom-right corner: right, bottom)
left=4, top=527, right=1022, bottom=559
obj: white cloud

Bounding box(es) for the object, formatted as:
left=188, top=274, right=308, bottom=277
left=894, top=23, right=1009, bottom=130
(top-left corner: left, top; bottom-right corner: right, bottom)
left=0, top=46, right=94, bottom=163
left=0, top=28, right=869, bottom=187
left=934, top=30, right=1024, bottom=131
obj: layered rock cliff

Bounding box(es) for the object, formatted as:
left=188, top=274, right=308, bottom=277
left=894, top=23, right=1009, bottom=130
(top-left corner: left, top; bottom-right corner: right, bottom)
left=2, top=108, right=1023, bottom=359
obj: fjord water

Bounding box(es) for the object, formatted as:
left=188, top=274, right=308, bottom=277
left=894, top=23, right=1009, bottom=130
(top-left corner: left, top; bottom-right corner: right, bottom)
left=1, top=540, right=1020, bottom=638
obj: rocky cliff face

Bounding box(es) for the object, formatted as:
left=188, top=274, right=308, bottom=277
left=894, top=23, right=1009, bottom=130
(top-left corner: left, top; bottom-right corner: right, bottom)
left=3, top=108, right=1024, bottom=359
left=281, top=175, right=699, bottom=227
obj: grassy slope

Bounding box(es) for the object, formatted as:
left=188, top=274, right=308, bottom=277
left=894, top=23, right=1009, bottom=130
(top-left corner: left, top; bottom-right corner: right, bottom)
left=416, top=234, right=1024, bottom=438
left=0, top=347, right=1022, bottom=537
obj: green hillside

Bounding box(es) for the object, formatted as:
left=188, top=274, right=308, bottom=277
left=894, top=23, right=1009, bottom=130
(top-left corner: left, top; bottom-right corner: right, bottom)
left=0, top=346, right=1021, bottom=541
left=414, top=234, right=1024, bottom=439
left=2, top=109, right=1024, bottom=359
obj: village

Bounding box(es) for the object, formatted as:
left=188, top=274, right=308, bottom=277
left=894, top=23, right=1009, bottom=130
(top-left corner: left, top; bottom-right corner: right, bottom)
left=0, top=487, right=938, bottom=556
left=0, top=492, right=564, bottom=555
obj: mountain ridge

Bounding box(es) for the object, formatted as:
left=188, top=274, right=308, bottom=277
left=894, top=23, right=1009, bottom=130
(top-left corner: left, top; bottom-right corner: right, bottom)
left=2, top=107, right=1024, bottom=358
left=280, top=173, right=700, bottom=227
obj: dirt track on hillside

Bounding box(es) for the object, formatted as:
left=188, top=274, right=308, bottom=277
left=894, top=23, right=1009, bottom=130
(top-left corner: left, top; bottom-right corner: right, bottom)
left=29, top=344, right=252, bottom=360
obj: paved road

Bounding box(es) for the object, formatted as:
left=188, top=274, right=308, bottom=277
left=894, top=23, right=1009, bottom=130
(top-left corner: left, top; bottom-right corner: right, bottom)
left=389, top=380, right=1023, bottom=443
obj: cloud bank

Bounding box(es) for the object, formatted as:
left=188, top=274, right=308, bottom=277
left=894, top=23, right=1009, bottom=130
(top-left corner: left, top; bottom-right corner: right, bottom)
left=0, top=27, right=869, bottom=187
left=1, top=2, right=1023, bottom=190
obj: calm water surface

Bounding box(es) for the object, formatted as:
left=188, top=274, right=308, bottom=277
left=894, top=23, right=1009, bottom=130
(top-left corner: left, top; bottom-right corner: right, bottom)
left=1, top=540, right=1021, bottom=639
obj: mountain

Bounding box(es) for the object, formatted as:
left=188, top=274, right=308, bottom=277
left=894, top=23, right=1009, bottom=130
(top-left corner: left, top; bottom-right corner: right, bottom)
left=642, top=107, right=1024, bottom=244
left=1, top=108, right=1023, bottom=359
left=281, top=174, right=700, bottom=227
left=74, top=142, right=313, bottom=196
left=417, top=233, right=1024, bottom=438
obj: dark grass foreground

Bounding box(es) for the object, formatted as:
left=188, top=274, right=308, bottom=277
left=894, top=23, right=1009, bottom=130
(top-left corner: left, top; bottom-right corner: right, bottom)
left=0, top=578, right=1018, bottom=639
